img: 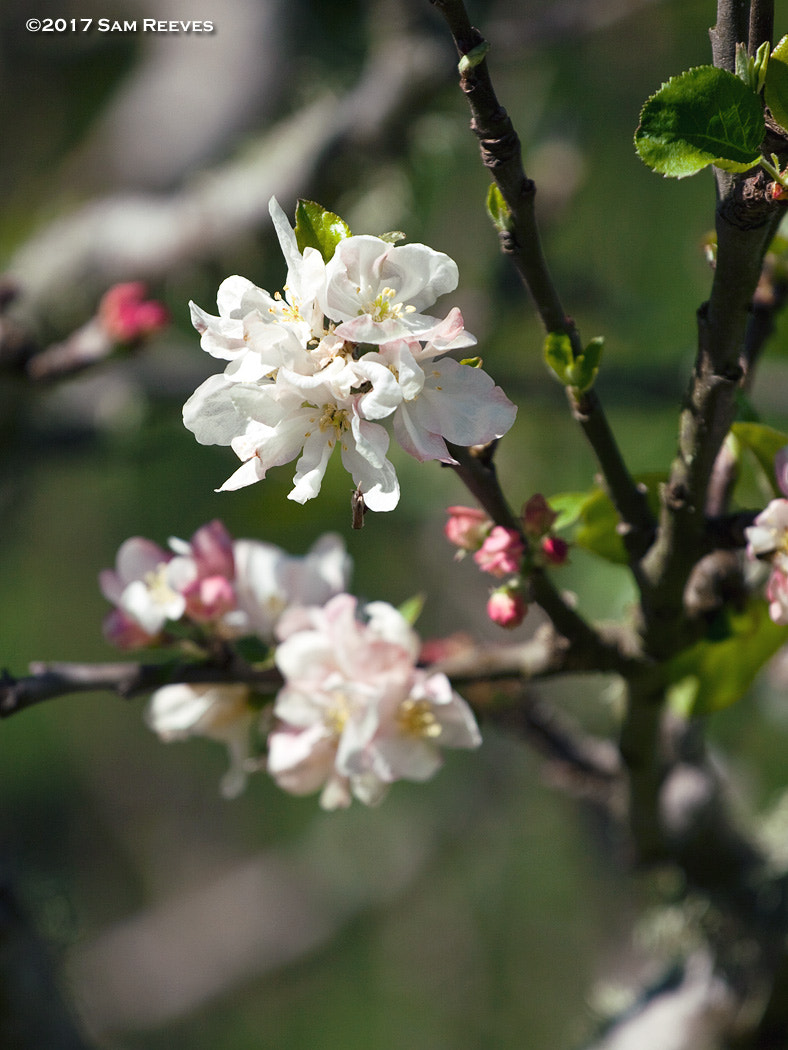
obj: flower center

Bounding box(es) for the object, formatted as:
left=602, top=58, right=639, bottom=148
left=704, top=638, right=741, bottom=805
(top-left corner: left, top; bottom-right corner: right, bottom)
left=143, top=563, right=180, bottom=609
left=397, top=698, right=442, bottom=739
left=325, top=690, right=351, bottom=735
left=360, top=286, right=417, bottom=322
left=318, top=405, right=349, bottom=434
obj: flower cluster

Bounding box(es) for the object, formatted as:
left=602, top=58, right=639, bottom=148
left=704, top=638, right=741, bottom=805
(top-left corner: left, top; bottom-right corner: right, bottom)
left=745, top=448, right=788, bottom=624
left=182, top=199, right=516, bottom=512
left=101, top=522, right=481, bottom=806
left=269, top=594, right=481, bottom=809
left=99, top=519, right=350, bottom=648
left=444, top=494, right=569, bottom=629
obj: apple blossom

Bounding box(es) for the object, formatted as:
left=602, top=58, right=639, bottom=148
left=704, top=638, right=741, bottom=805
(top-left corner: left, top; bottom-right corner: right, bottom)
left=444, top=505, right=491, bottom=551
left=183, top=198, right=516, bottom=511
left=99, top=282, right=169, bottom=343
left=473, top=526, right=525, bottom=578
left=99, top=536, right=184, bottom=644
left=487, top=586, right=528, bottom=629
left=145, top=683, right=258, bottom=798
left=744, top=448, right=788, bottom=625
left=268, top=594, right=481, bottom=809
left=100, top=523, right=351, bottom=647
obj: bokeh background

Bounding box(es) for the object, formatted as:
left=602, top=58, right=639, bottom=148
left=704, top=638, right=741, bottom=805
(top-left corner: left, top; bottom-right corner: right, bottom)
left=3, top=0, right=788, bottom=1046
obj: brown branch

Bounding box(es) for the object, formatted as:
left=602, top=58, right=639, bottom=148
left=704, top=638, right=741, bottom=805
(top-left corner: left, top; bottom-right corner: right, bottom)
left=0, top=659, right=282, bottom=719
left=431, top=0, right=655, bottom=569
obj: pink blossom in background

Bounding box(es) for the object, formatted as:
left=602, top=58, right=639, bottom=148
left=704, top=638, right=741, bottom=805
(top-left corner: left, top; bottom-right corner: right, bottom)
left=99, top=282, right=169, bottom=342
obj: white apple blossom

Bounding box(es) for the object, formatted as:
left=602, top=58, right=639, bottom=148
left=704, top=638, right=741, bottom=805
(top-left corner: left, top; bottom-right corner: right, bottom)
left=183, top=198, right=516, bottom=511
left=99, top=537, right=186, bottom=644
left=268, top=594, right=481, bottom=809
left=745, top=447, right=788, bottom=626
left=145, top=683, right=258, bottom=798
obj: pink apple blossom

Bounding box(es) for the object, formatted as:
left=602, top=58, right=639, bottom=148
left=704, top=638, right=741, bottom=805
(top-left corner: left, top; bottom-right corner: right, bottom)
left=473, top=526, right=525, bottom=578
left=99, top=282, right=169, bottom=342
left=487, top=586, right=528, bottom=629
left=444, top=505, right=491, bottom=551
left=268, top=594, right=481, bottom=809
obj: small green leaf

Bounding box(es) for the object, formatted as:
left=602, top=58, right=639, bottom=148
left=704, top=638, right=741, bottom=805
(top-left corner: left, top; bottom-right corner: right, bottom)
left=486, top=184, right=514, bottom=233
left=543, top=333, right=604, bottom=393
left=458, top=41, right=490, bottom=76
left=731, top=421, right=788, bottom=496
left=294, top=200, right=351, bottom=263
left=635, top=66, right=764, bottom=178
left=550, top=474, right=664, bottom=565
left=543, top=332, right=574, bottom=386
left=667, top=600, right=788, bottom=715
left=736, top=40, right=770, bottom=93
left=398, top=593, right=425, bottom=626
left=766, top=36, right=788, bottom=135
left=569, top=336, right=604, bottom=393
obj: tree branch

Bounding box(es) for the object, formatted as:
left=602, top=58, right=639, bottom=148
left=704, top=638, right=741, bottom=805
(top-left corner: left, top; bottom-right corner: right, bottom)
left=0, top=659, right=282, bottom=718
left=431, top=0, right=655, bottom=569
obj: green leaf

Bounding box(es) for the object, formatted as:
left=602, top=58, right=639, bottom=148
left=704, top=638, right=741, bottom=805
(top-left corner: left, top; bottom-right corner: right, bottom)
left=667, top=600, right=788, bottom=715
left=550, top=474, right=664, bottom=565
left=485, top=184, right=514, bottom=233
left=543, top=333, right=604, bottom=392
left=543, top=332, right=574, bottom=385
left=397, top=593, right=425, bottom=626
left=635, top=66, right=764, bottom=178
left=294, top=200, right=351, bottom=262
left=731, top=421, right=788, bottom=496
left=765, top=36, right=788, bottom=135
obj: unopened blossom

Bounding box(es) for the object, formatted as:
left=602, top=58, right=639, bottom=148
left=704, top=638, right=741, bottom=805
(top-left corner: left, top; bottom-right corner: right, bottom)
left=541, top=535, right=569, bottom=566
left=487, top=586, right=528, bottom=629
left=522, top=493, right=558, bottom=537
left=268, top=594, right=481, bottom=809
left=444, top=505, right=491, bottom=551
left=473, top=526, right=525, bottom=578
left=183, top=197, right=516, bottom=511
left=146, top=683, right=258, bottom=798
left=99, top=282, right=169, bottom=342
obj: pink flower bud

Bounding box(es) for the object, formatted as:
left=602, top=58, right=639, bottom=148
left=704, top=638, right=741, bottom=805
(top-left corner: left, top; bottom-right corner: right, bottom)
left=444, top=505, right=490, bottom=551
left=99, top=282, right=169, bottom=343
left=182, top=575, right=237, bottom=623
left=487, top=587, right=527, bottom=629
left=473, top=526, right=524, bottom=577
left=541, top=535, right=569, bottom=566
left=189, top=519, right=235, bottom=579
left=522, top=493, right=557, bottom=537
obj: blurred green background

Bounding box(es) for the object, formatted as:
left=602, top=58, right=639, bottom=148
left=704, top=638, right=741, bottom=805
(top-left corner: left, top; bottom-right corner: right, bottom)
left=3, top=0, right=788, bottom=1047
